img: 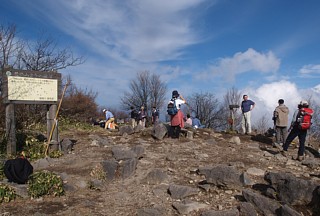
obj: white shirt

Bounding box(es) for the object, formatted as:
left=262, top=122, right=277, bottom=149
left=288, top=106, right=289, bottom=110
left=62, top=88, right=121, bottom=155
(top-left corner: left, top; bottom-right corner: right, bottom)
left=168, top=98, right=185, bottom=110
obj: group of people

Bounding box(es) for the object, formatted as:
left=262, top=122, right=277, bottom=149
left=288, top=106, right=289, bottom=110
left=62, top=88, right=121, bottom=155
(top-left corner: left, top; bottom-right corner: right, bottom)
left=102, top=90, right=313, bottom=161
left=240, top=94, right=313, bottom=161
left=273, top=99, right=313, bottom=161
left=129, top=105, right=159, bottom=129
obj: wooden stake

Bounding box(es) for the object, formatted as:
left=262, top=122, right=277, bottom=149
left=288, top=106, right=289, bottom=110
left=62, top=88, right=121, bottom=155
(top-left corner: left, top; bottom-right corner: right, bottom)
left=45, top=81, right=69, bottom=156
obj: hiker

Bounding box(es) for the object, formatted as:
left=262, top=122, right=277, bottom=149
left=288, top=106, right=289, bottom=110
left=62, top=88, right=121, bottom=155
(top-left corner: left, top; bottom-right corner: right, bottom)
left=103, top=108, right=115, bottom=129
left=273, top=99, right=289, bottom=147
left=281, top=100, right=313, bottom=161
left=192, top=115, right=205, bottom=129
left=241, top=95, right=255, bottom=134
left=185, top=114, right=193, bottom=128
left=137, top=105, right=147, bottom=128
left=130, top=106, right=138, bottom=128
left=168, top=90, right=186, bottom=138
left=151, top=106, right=159, bottom=125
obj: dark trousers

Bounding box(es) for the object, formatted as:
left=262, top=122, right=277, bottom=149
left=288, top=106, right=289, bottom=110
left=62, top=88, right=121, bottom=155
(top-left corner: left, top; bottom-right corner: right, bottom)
left=283, top=126, right=307, bottom=156
left=170, top=126, right=181, bottom=138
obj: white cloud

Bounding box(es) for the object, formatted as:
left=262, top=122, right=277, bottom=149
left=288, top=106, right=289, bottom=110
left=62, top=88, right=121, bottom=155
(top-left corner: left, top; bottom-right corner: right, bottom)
left=299, top=64, right=320, bottom=74
left=199, top=48, right=281, bottom=81
left=244, top=80, right=302, bottom=126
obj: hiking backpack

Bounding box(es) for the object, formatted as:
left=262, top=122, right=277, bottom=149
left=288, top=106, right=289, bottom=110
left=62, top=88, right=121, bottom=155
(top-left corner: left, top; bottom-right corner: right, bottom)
left=4, top=157, right=33, bottom=184
left=296, top=107, right=314, bottom=130
left=167, top=99, right=178, bottom=116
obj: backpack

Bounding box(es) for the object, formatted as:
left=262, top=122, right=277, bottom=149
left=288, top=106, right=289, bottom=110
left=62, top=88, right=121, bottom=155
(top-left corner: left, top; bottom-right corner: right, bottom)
left=167, top=99, right=178, bottom=116
left=4, top=157, right=33, bottom=184
left=296, top=107, right=313, bottom=130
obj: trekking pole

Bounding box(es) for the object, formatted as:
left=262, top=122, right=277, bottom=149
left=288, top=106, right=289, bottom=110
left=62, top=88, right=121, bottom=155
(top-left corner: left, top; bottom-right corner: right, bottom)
left=45, top=81, right=69, bottom=156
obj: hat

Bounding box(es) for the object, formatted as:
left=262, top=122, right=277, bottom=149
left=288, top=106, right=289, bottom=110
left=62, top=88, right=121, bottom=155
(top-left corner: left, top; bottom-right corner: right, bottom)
left=172, top=90, right=179, bottom=98
left=300, top=100, right=308, bottom=106
left=102, top=109, right=107, bottom=112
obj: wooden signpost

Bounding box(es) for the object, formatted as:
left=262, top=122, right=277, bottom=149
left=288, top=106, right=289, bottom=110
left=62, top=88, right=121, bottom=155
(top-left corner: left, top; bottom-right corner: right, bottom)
left=2, top=67, right=61, bottom=155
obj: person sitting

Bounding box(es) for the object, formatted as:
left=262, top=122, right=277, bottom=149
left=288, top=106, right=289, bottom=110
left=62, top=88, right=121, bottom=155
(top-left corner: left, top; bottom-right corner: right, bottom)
left=103, top=108, right=115, bottom=129
left=185, top=114, right=192, bottom=128
left=192, top=116, right=205, bottom=129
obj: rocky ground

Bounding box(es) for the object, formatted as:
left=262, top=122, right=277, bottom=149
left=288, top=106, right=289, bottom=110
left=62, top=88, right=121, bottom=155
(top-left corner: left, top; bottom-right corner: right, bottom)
left=1, top=125, right=320, bottom=216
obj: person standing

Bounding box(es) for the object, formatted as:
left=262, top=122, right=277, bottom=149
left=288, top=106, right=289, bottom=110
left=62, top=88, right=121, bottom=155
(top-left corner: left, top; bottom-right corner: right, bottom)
left=281, top=100, right=313, bottom=161
left=137, top=105, right=146, bottom=128
left=151, top=106, right=159, bottom=125
left=241, top=95, right=255, bottom=134
left=103, top=108, right=115, bottom=129
left=168, top=90, right=186, bottom=138
left=130, top=106, right=138, bottom=128
left=273, top=99, right=289, bottom=146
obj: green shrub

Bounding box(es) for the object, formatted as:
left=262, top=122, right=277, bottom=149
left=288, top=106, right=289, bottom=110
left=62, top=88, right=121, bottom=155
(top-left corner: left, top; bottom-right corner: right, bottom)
left=0, top=162, right=5, bottom=181
left=28, top=171, right=64, bottom=198
left=0, top=184, right=16, bottom=203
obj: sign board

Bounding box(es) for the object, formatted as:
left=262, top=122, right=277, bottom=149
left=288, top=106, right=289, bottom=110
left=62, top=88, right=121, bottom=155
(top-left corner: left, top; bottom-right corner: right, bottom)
left=8, top=76, right=58, bottom=101
left=2, top=68, right=61, bottom=104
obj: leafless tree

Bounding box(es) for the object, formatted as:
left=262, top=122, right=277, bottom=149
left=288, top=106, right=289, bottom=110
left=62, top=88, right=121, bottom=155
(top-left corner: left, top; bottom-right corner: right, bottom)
left=222, top=87, right=243, bottom=131
left=0, top=23, right=24, bottom=69
left=254, top=114, right=270, bottom=134
left=187, top=92, right=224, bottom=129
left=121, top=71, right=167, bottom=117
left=0, top=23, right=87, bottom=130
left=17, top=31, right=85, bottom=71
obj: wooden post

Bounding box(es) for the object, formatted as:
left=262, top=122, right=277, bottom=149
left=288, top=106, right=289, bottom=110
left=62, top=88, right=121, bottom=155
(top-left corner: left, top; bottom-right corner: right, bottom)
left=47, top=104, right=58, bottom=142
left=5, top=103, right=16, bottom=155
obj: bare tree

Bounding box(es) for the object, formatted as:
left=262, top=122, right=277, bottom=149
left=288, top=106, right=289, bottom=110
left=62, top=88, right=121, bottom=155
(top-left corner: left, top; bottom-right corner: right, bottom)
left=18, top=31, right=84, bottom=71
left=0, top=23, right=24, bottom=69
left=149, top=73, right=167, bottom=109
left=187, top=92, right=224, bottom=129
left=254, top=114, right=270, bottom=134
left=0, top=23, right=87, bottom=129
left=308, top=98, right=320, bottom=141
left=121, top=71, right=167, bottom=117
left=222, top=87, right=243, bottom=131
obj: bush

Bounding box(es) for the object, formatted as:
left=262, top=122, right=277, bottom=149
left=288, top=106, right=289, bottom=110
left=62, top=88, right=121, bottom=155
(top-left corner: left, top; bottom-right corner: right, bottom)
left=0, top=184, right=16, bottom=203
left=28, top=171, right=64, bottom=198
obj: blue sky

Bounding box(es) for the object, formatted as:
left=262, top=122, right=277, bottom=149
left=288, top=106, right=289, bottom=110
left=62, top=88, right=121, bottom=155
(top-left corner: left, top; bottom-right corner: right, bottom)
left=1, top=0, right=320, bottom=123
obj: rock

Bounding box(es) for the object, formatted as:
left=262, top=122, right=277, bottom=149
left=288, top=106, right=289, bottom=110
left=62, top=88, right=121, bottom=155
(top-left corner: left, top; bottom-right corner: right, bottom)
left=101, top=159, right=118, bottom=181
left=151, top=123, right=168, bottom=140
left=242, top=189, right=281, bottom=215
left=60, top=138, right=76, bottom=153
left=173, top=201, right=208, bottom=215
left=119, top=125, right=134, bottom=136
left=168, top=184, right=199, bottom=199
left=142, top=169, right=168, bottom=185
left=131, top=145, right=145, bottom=159
left=112, top=147, right=137, bottom=161
left=198, top=165, right=243, bottom=189
left=120, top=158, right=138, bottom=179
left=229, top=136, right=241, bottom=145
left=265, top=172, right=319, bottom=206
left=280, top=204, right=302, bottom=216
left=239, top=202, right=258, bottom=216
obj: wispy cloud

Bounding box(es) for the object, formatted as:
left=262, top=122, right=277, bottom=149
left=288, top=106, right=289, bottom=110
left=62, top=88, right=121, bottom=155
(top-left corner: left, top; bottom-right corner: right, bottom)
left=299, top=64, right=320, bottom=74
left=197, top=48, right=280, bottom=82
left=19, top=0, right=211, bottom=65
